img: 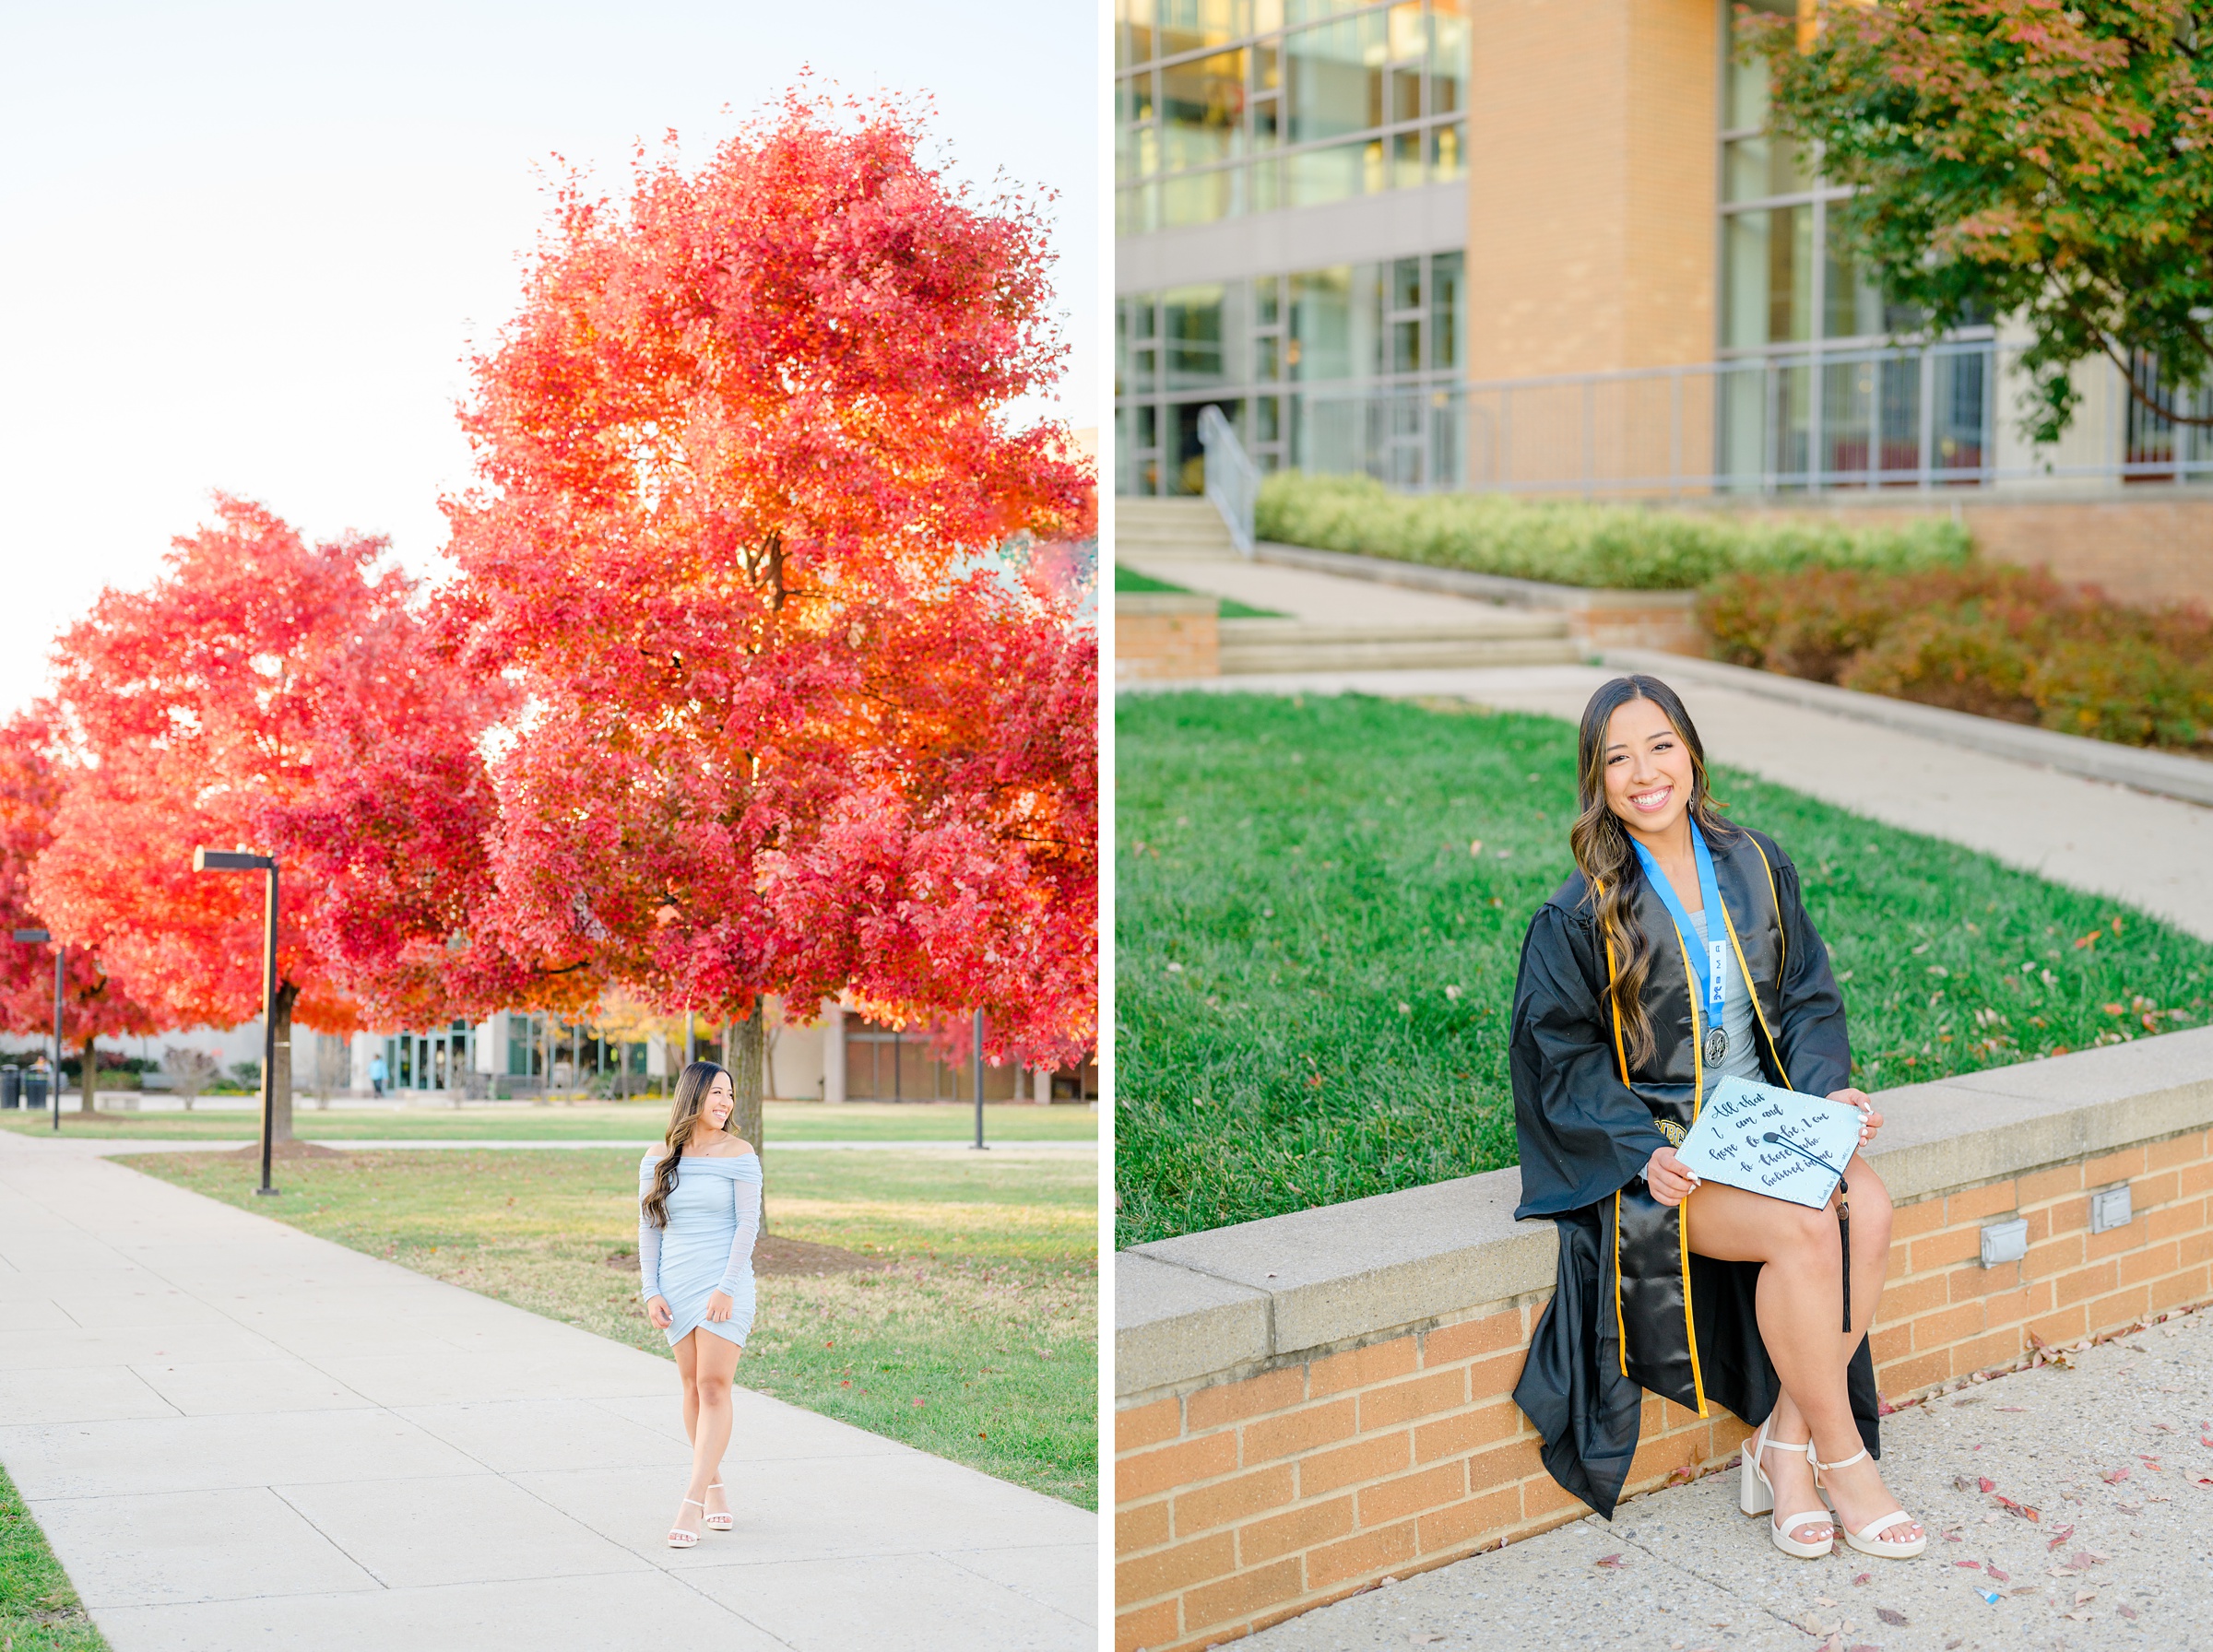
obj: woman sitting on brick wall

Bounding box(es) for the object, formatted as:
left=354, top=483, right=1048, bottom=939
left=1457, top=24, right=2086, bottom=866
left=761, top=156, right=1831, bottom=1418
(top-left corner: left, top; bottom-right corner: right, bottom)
left=1507, top=674, right=1925, bottom=1562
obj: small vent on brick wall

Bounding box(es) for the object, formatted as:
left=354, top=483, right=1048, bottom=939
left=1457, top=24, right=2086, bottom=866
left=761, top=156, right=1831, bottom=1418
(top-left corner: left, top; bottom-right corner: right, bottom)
left=1979, top=1217, right=2028, bottom=1268
left=2090, top=1184, right=2133, bottom=1235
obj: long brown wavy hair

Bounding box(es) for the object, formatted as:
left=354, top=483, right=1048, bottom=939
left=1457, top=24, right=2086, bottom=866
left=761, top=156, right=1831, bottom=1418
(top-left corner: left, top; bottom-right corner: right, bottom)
left=1568, top=675, right=1737, bottom=1070
left=642, top=1060, right=732, bottom=1229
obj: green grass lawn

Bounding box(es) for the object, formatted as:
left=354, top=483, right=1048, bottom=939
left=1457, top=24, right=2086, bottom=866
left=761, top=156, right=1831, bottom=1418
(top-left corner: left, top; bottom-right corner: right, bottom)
left=0, top=1100, right=1096, bottom=1143
left=129, top=1147, right=1098, bottom=1508
left=1116, top=562, right=1284, bottom=620
left=0, top=1461, right=105, bottom=1651
left=1116, top=691, right=2213, bottom=1247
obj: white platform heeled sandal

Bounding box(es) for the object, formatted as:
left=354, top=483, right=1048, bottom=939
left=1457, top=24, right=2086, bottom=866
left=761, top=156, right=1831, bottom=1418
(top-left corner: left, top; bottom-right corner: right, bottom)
left=704, top=1481, right=732, bottom=1531
left=668, top=1497, right=705, bottom=1549
left=1813, top=1447, right=1927, bottom=1559
left=1739, top=1422, right=1834, bottom=1560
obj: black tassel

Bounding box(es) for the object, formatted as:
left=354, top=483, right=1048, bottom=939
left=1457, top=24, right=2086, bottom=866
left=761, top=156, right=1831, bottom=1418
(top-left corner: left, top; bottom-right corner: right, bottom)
left=1837, top=1176, right=1852, bottom=1335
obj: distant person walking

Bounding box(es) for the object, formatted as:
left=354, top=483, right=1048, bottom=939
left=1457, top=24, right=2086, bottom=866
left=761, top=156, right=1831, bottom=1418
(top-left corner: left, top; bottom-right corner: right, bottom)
left=369, top=1052, right=385, bottom=1098
left=638, top=1060, right=762, bottom=1548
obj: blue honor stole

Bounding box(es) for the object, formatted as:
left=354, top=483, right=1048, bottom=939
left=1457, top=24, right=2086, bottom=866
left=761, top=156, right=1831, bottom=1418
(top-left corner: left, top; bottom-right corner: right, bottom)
left=1630, top=826, right=1732, bottom=1068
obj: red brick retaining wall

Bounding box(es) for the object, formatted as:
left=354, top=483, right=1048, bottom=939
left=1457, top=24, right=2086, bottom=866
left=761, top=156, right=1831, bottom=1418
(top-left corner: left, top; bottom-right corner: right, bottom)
left=1116, top=1127, right=2213, bottom=1652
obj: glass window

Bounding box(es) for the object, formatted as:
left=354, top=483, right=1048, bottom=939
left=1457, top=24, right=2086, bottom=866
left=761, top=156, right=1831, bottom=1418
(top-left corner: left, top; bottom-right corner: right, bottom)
left=1164, top=285, right=1229, bottom=390
left=1391, top=129, right=1422, bottom=188
left=1288, top=138, right=1367, bottom=206
left=1119, top=0, right=1155, bottom=67
left=1722, top=134, right=1805, bottom=203
left=1723, top=0, right=1793, bottom=130
left=1824, top=235, right=1888, bottom=342
left=1290, top=266, right=1353, bottom=381
left=1157, top=0, right=1239, bottom=59
left=1431, top=250, right=1463, bottom=371
left=1429, top=121, right=1464, bottom=183
left=1163, top=168, right=1237, bottom=227
left=1118, top=294, right=1159, bottom=397
left=1164, top=50, right=1249, bottom=172
left=1430, top=1, right=1467, bottom=116
left=1255, top=273, right=1281, bottom=325
left=1723, top=205, right=1813, bottom=347
left=1249, top=156, right=1282, bottom=211
left=1285, top=18, right=1368, bottom=144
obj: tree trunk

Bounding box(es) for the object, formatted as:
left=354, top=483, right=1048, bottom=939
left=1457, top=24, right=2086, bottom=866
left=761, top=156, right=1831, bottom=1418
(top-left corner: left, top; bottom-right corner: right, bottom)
left=731, top=999, right=766, bottom=1229
left=79, top=1035, right=98, bottom=1114
left=270, top=982, right=298, bottom=1144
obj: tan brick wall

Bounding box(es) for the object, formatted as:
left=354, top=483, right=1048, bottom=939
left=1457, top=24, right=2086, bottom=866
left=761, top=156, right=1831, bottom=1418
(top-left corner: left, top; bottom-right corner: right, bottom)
left=1114, top=1127, right=2213, bottom=1652
left=1722, top=494, right=2213, bottom=608
left=1464, top=0, right=1719, bottom=481
left=1116, top=596, right=1220, bottom=680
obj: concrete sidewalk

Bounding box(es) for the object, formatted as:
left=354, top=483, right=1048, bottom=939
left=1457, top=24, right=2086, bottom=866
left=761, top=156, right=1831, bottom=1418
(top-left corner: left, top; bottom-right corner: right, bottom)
left=20, top=1137, right=1097, bottom=1155
left=1238, top=1302, right=2213, bottom=1651
left=1123, top=661, right=2213, bottom=946
left=0, top=1131, right=1095, bottom=1651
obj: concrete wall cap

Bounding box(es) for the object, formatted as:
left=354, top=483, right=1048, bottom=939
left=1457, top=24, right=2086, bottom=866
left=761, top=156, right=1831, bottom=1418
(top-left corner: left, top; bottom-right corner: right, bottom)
left=1115, top=592, right=1221, bottom=616
left=1117, top=1027, right=2213, bottom=1400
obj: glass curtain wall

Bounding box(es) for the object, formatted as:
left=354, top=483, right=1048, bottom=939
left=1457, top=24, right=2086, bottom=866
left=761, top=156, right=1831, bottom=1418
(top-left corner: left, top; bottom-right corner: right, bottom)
left=1716, top=0, right=1990, bottom=488
left=1116, top=0, right=1469, bottom=236
left=1118, top=251, right=1463, bottom=493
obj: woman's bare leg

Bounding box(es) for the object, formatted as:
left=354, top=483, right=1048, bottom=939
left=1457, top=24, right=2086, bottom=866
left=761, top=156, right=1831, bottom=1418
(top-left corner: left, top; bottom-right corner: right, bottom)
left=683, top=1334, right=742, bottom=1527
left=1686, top=1160, right=1919, bottom=1545
left=674, top=1330, right=702, bottom=1444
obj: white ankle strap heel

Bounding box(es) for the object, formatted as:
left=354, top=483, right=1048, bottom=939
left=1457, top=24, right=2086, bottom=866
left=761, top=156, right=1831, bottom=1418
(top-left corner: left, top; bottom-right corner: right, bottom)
left=704, top=1481, right=732, bottom=1531
left=1739, top=1422, right=1832, bottom=1558
left=1813, top=1447, right=1927, bottom=1558
left=668, top=1497, right=705, bottom=1549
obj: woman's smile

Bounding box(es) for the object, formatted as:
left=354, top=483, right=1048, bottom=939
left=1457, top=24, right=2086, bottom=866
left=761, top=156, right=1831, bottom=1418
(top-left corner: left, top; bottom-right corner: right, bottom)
left=1627, top=784, right=1674, bottom=813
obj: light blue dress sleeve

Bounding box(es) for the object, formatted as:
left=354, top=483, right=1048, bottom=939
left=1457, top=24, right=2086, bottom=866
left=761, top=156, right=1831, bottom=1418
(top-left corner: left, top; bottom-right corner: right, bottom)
left=716, top=1159, right=762, bottom=1297
left=637, top=1154, right=664, bottom=1304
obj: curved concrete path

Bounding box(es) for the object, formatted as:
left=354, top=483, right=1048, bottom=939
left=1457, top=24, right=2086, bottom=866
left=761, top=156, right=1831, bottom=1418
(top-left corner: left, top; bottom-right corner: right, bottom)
left=0, top=1131, right=1095, bottom=1651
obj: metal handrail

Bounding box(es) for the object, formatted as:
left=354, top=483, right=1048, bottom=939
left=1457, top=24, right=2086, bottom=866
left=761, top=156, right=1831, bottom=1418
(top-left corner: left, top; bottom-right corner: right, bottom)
left=1198, top=404, right=1259, bottom=556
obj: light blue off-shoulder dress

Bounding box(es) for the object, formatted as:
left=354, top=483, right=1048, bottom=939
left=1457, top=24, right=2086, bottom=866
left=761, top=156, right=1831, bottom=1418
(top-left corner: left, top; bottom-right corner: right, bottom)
left=637, top=1150, right=763, bottom=1348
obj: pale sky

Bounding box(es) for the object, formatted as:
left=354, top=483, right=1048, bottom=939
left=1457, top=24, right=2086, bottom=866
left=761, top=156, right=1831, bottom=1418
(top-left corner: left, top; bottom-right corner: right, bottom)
left=0, top=1, right=1098, bottom=717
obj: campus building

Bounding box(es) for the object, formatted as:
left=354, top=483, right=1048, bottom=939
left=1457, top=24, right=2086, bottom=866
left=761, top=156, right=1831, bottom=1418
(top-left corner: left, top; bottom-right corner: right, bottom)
left=1115, top=0, right=2212, bottom=500
left=326, top=1000, right=1095, bottom=1106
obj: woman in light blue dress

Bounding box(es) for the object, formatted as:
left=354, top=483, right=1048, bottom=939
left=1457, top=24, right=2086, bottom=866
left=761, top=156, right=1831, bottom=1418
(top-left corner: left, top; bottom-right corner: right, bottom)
left=638, top=1060, right=763, bottom=1548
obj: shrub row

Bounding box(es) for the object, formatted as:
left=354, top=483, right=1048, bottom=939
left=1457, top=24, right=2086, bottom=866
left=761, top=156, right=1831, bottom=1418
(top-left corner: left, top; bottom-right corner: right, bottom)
left=1700, top=564, right=2213, bottom=752
left=1254, top=471, right=1972, bottom=591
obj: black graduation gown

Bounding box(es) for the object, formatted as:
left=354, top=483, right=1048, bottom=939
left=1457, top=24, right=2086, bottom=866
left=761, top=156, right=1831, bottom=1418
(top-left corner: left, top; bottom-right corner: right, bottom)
left=1507, top=824, right=1882, bottom=1518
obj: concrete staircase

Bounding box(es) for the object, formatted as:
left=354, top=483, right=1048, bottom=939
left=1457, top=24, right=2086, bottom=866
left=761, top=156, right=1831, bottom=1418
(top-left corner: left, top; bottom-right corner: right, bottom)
left=1214, top=614, right=1576, bottom=674
left=1116, top=496, right=1237, bottom=560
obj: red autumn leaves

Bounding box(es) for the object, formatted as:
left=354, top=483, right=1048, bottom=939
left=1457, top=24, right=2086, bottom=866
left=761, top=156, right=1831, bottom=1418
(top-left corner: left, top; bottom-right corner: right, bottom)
left=7, top=92, right=1095, bottom=1083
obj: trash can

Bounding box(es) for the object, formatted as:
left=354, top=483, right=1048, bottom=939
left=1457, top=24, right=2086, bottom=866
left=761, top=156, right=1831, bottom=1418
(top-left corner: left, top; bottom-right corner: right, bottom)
left=0, top=1065, right=17, bottom=1109
left=22, top=1072, right=47, bottom=1111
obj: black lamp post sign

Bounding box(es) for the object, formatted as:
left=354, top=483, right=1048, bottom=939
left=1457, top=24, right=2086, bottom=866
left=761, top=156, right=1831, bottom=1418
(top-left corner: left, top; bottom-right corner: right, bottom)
left=192, top=848, right=281, bottom=1196
left=9, top=927, right=63, bottom=1131
left=1674, top=1076, right=1861, bottom=1210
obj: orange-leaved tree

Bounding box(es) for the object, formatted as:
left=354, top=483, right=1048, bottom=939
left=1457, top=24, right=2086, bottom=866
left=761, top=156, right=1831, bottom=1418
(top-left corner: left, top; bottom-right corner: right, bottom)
left=30, top=498, right=519, bottom=1139
left=0, top=708, right=159, bottom=1110
left=440, top=89, right=1097, bottom=1148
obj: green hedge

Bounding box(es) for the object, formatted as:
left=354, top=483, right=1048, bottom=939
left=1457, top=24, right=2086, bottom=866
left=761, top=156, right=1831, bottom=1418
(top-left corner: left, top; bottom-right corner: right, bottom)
left=1254, top=471, right=1972, bottom=591
left=1701, top=563, right=2213, bottom=751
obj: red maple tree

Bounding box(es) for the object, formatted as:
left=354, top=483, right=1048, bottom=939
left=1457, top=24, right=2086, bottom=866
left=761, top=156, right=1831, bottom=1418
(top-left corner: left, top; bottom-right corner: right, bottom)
left=433, top=90, right=1097, bottom=1129
left=30, top=498, right=522, bottom=1138
left=0, top=708, right=159, bottom=1109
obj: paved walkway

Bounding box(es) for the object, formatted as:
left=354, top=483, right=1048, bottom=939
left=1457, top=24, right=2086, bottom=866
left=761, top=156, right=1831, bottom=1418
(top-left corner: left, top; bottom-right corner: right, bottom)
left=33, top=1138, right=1096, bottom=1155
left=1242, top=1302, right=2213, bottom=1650
left=1119, top=551, right=1529, bottom=628
left=1124, top=657, right=2213, bottom=945
left=0, top=1131, right=1095, bottom=1651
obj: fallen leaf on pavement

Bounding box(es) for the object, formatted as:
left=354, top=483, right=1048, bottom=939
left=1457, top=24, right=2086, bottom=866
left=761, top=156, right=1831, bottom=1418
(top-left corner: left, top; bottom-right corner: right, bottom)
left=2075, top=1589, right=2097, bottom=1605
left=1996, top=1405, right=2026, bottom=1411
left=1978, top=1476, right=1995, bottom=1493
left=1852, top=1573, right=1871, bottom=1587
left=1952, top=1561, right=1982, bottom=1570
left=1410, top=1636, right=1444, bottom=1646
left=2101, top=1468, right=2131, bottom=1483
left=1876, top=1608, right=1907, bottom=1626
left=1593, top=1553, right=1623, bottom=1569
left=2119, top=1605, right=2139, bottom=1620
left=1986, top=1565, right=2010, bottom=1582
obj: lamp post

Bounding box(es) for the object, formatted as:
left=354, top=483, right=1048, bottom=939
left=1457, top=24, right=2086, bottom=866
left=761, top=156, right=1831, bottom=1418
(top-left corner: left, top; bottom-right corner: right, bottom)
left=192, top=848, right=279, bottom=1197
left=10, top=928, right=62, bottom=1132
left=971, top=1009, right=988, bottom=1152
